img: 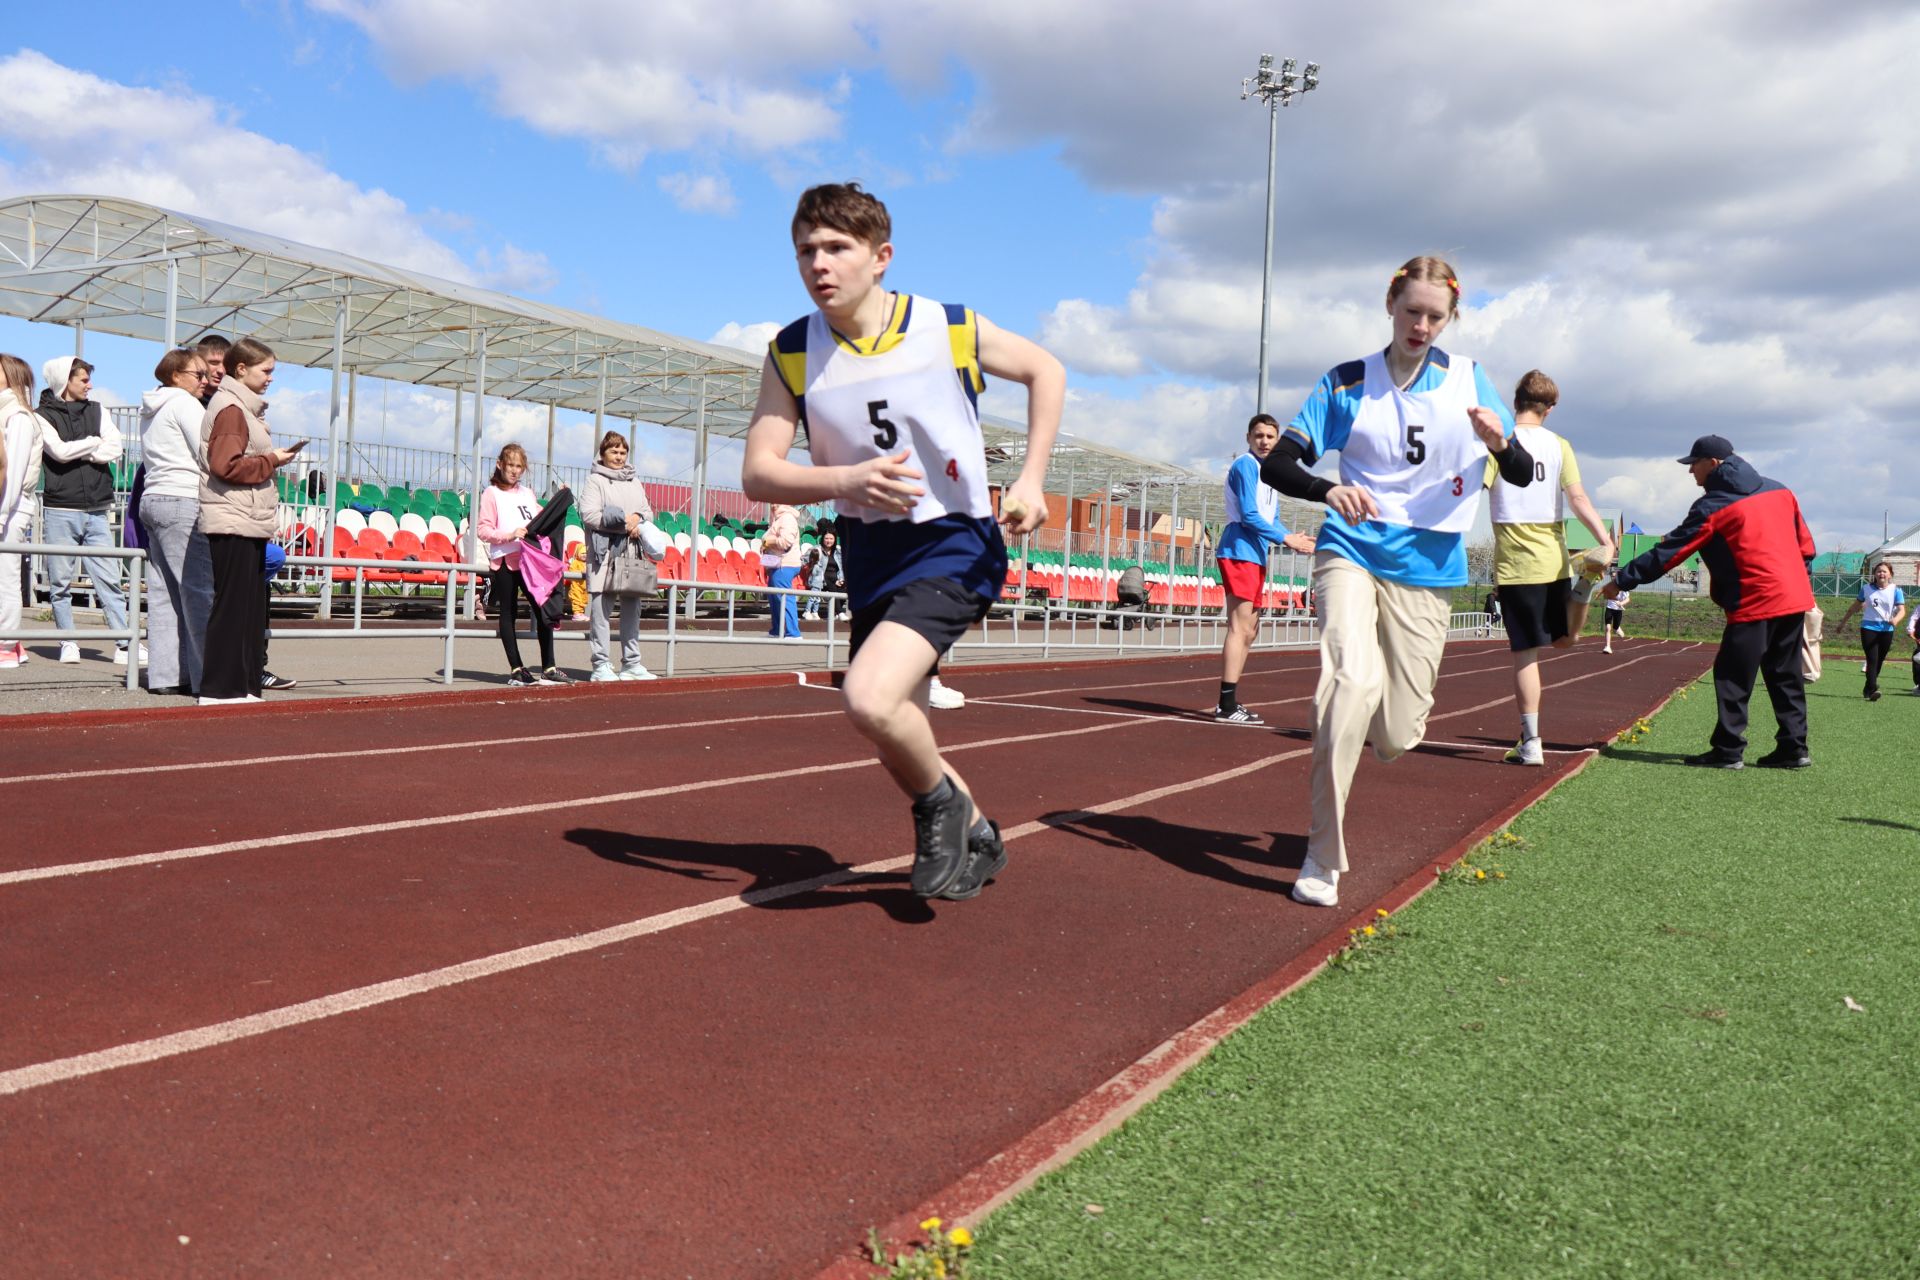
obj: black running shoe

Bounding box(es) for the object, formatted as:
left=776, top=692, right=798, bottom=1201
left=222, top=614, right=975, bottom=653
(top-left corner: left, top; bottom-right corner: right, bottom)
left=909, top=777, right=971, bottom=898
left=261, top=671, right=299, bottom=691
left=941, top=820, right=1007, bottom=901
left=1753, top=747, right=1812, bottom=769
left=540, top=667, right=575, bottom=686
left=507, top=667, right=540, bottom=687
left=1682, top=750, right=1744, bottom=770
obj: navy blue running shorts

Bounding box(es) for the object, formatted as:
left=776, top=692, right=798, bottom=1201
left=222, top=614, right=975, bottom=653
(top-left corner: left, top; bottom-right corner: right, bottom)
left=848, top=576, right=991, bottom=670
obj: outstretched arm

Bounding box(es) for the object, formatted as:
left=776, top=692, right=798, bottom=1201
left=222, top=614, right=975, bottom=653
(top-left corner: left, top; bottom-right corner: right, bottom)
left=977, top=315, right=1064, bottom=538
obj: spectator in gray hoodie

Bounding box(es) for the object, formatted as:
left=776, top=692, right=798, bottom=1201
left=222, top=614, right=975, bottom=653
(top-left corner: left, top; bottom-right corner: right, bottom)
left=138, top=348, right=216, bottom=695
left=579, top=431, right=659, bottom=681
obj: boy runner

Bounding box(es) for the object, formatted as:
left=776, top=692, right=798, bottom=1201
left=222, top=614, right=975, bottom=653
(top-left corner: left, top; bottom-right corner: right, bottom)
left=1485, top=370, right=1612, bottom=765
left=741, top=183, right=1063, bottom=900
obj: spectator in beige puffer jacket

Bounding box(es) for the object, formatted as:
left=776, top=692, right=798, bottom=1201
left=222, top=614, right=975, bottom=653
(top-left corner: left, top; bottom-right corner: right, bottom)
left=196, top=337, right=301, bottom=705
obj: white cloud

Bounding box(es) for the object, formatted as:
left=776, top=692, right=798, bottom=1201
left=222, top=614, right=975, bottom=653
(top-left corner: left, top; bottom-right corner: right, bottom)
left=658, top=172, right=737, bottom=216
left=312, top=0, right=1920, bottom=547
left=0, top=49, right=536, bottom=288
left=709, top=321, right=778, bottom=354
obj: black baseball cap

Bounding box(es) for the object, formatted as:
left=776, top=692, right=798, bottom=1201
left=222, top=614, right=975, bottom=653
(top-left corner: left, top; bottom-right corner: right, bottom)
left=1677, top=434, right=1733, bottom=464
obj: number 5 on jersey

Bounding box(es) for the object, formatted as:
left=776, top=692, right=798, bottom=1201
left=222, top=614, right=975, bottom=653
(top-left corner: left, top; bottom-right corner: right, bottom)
left=869, top=397, right=958, bottom=483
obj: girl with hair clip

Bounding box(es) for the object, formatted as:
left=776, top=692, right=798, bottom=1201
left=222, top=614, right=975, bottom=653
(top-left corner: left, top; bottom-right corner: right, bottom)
left=475, top=442, right=565, bottom=687
left=0, top=354, right=43, bottom=670
left=1259, top=256, right=1535, bottom=906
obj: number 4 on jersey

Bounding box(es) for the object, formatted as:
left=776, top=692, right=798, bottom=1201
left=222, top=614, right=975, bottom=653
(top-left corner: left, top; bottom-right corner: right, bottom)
left=945, top=459, right=959, bottom=482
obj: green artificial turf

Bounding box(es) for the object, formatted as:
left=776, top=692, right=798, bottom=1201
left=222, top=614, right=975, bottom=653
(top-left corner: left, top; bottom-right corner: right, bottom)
left=972, top=664, right=1920, bottom=1278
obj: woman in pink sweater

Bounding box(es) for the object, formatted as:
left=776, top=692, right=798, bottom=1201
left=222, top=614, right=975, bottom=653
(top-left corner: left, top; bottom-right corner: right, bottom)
left=475, top=443, right=563, bottom=687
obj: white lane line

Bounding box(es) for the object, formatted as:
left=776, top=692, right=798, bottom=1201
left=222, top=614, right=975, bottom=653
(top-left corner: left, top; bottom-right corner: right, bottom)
left=1421, top=740, right=1600, bottom=757
left=0, top=746, right=1311, bottom=1099
left=0, top=715, right=1170, bottom=886
left=0, top=707, right=845, bottom=788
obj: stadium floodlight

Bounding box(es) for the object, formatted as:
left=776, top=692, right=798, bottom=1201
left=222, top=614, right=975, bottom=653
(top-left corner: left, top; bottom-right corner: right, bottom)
left=1241, top=51, right=1320, bottom=413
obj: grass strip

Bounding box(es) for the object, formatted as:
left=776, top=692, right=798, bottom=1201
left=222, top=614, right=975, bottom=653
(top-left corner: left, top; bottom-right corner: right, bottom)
left=971, top=663, right=1920, bottom=1278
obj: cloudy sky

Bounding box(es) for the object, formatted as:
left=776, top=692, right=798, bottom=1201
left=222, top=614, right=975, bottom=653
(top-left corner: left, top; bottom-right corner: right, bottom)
left=0, top=1, right=1914, bottom=551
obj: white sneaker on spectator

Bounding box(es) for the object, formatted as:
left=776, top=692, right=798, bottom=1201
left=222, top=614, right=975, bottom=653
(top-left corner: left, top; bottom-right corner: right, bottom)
left=590, top=664, right=620, bottom=683
left=927, top=676, right=965, bottom=709
left=0, top=645, right=21, bottom=669
left=58, top=642, right=80, bottom=664
left=1291, top=855, right=1340, bottom=907
left=112, top=643, right=149, bottom=666
left=619, top=664, right=659, bottom=681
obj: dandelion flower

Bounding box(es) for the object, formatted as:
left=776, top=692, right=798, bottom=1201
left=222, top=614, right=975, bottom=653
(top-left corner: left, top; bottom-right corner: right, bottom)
left=1362, top=926, right=1376, bottom=937
left=1475, top=869, right=1487, bottom=881
left=949, top=1227, right=974, bottom=1247
left=920, top=1217, right=943, bottom=1232
left=1376, top=908, right=1390, bottom=918
left=933, top=1260, right=947, bottom=1278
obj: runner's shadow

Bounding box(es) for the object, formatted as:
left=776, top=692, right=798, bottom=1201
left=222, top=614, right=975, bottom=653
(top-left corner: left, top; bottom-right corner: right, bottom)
left=1042, top=810, right=1303, bottom=895
left=1084, top=696, right=1213, bottom=719
left=565, top=827, right=935, bottom=923
left=1595, top=746, right=1697, bottom=766
left=1839, top=817, right=1920, bottom=834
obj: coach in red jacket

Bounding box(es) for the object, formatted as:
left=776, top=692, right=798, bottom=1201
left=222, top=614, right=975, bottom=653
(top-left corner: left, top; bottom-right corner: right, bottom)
left=1604, top=434, right=1815, bottom=770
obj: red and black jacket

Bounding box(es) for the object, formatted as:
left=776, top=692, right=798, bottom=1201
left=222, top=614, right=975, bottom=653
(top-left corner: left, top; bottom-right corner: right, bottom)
left=1615, top=456, right=1814, bottom=623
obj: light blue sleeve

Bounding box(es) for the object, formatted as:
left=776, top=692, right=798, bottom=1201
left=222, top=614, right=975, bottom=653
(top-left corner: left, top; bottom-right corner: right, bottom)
left=1282, top=369, right=1343, bottom=461
left=1228, top=455, right=1290, bottom=543
left=1897, top=589, right=1907, bottom=606
left=1859, top=584, right=1870, bottom=602
left=1472, top=363, right=1517, bottom=437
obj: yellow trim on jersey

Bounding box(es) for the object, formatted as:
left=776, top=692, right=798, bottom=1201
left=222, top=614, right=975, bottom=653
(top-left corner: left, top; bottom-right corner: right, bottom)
left=947, top=306, right=984, bottom=393
left=829, top=292, right=913, bottom=357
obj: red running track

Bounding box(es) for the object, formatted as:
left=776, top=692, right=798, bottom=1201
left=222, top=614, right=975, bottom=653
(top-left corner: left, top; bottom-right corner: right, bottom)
left=0, top=637, right=1711, bottom=1278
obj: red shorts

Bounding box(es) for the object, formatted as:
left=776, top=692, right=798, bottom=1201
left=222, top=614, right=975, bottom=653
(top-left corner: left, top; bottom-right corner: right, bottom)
left=1217, top=557, right=1265, bottom=601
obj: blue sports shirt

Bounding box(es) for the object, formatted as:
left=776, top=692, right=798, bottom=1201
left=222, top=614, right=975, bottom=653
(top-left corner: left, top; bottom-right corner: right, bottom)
left=1216, top=453, right=1292, bottom=565
left=1282, top=349, right=1514, bottom=587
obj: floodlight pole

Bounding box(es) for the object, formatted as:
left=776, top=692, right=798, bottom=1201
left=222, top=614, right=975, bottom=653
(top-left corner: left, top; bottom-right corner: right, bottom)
left=1241, top=54, right=1319, bottom=415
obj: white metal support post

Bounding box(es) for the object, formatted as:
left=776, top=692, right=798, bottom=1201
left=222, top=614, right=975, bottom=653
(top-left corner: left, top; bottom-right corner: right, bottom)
left=320, top=297, right=347, bottom=619
left=687, top=376, right=708, bottom=620
left=73, top=319, right=83, bottom=357
left=164, top=257, right=178, bottom=349
left=464, top=332, right=488, bottom=617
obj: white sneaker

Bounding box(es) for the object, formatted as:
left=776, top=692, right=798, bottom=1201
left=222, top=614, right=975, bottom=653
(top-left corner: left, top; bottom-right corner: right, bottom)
left=112, top=643, right=149, bottom=666
left=1603, top=644, right=1613, bottom=654
left=58, top=642, right=80, bottom=664
left=927, top=676, right=965, bottom=709
left=589, top=664, right=620, bottom=683
left=619, top=664, right=659, bottom=681
left=1503, top=737, right=1545, bottom=766
left=0, top=646, right=20, bottom=670
left=1292, top=855, right=1340, bottom=907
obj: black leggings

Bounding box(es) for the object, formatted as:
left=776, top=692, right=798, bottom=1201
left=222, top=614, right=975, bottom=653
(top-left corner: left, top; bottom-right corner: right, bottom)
left=493, top=563, right=555, bottom=673
left=1862, top=628, right=1892, bottom=697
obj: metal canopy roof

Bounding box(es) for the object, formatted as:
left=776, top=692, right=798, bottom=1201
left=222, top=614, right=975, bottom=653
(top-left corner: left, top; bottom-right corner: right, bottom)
left=0, top=194, right=1214, bottom=513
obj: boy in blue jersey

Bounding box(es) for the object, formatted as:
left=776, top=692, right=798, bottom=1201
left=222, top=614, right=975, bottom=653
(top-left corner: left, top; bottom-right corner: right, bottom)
left=1214, top=413, right=1315, bottom=724
left=1260, top=256, right=1535, bottom=906
left=741, top=183, right=1064, bottom=901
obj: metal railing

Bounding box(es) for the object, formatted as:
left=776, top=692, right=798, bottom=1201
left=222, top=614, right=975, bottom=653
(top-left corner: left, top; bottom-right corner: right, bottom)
left=647, top=581, right=1497, bottom=676
left=0, top=541, right=145, bottom=691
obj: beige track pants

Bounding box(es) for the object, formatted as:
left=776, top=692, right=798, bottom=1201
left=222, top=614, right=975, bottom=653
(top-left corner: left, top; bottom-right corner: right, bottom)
left=1308, top=552, right=1454, bottom=871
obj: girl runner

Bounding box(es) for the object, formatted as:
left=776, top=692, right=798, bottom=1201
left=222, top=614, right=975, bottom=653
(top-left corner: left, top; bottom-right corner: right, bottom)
left=1259, top=256, right=1534, bottom=906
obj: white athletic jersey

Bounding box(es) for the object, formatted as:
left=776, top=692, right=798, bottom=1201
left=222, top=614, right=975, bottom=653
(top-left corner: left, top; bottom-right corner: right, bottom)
left=779, top=295, right=991, bottom=524
left=1860, top=582, right=1904, bottom=629
left=1489, top=424, right=1567, bottom=525
left=1610, top=591, right=1631, bottom=610
left=1341, top=350, right=1487, bottom=535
